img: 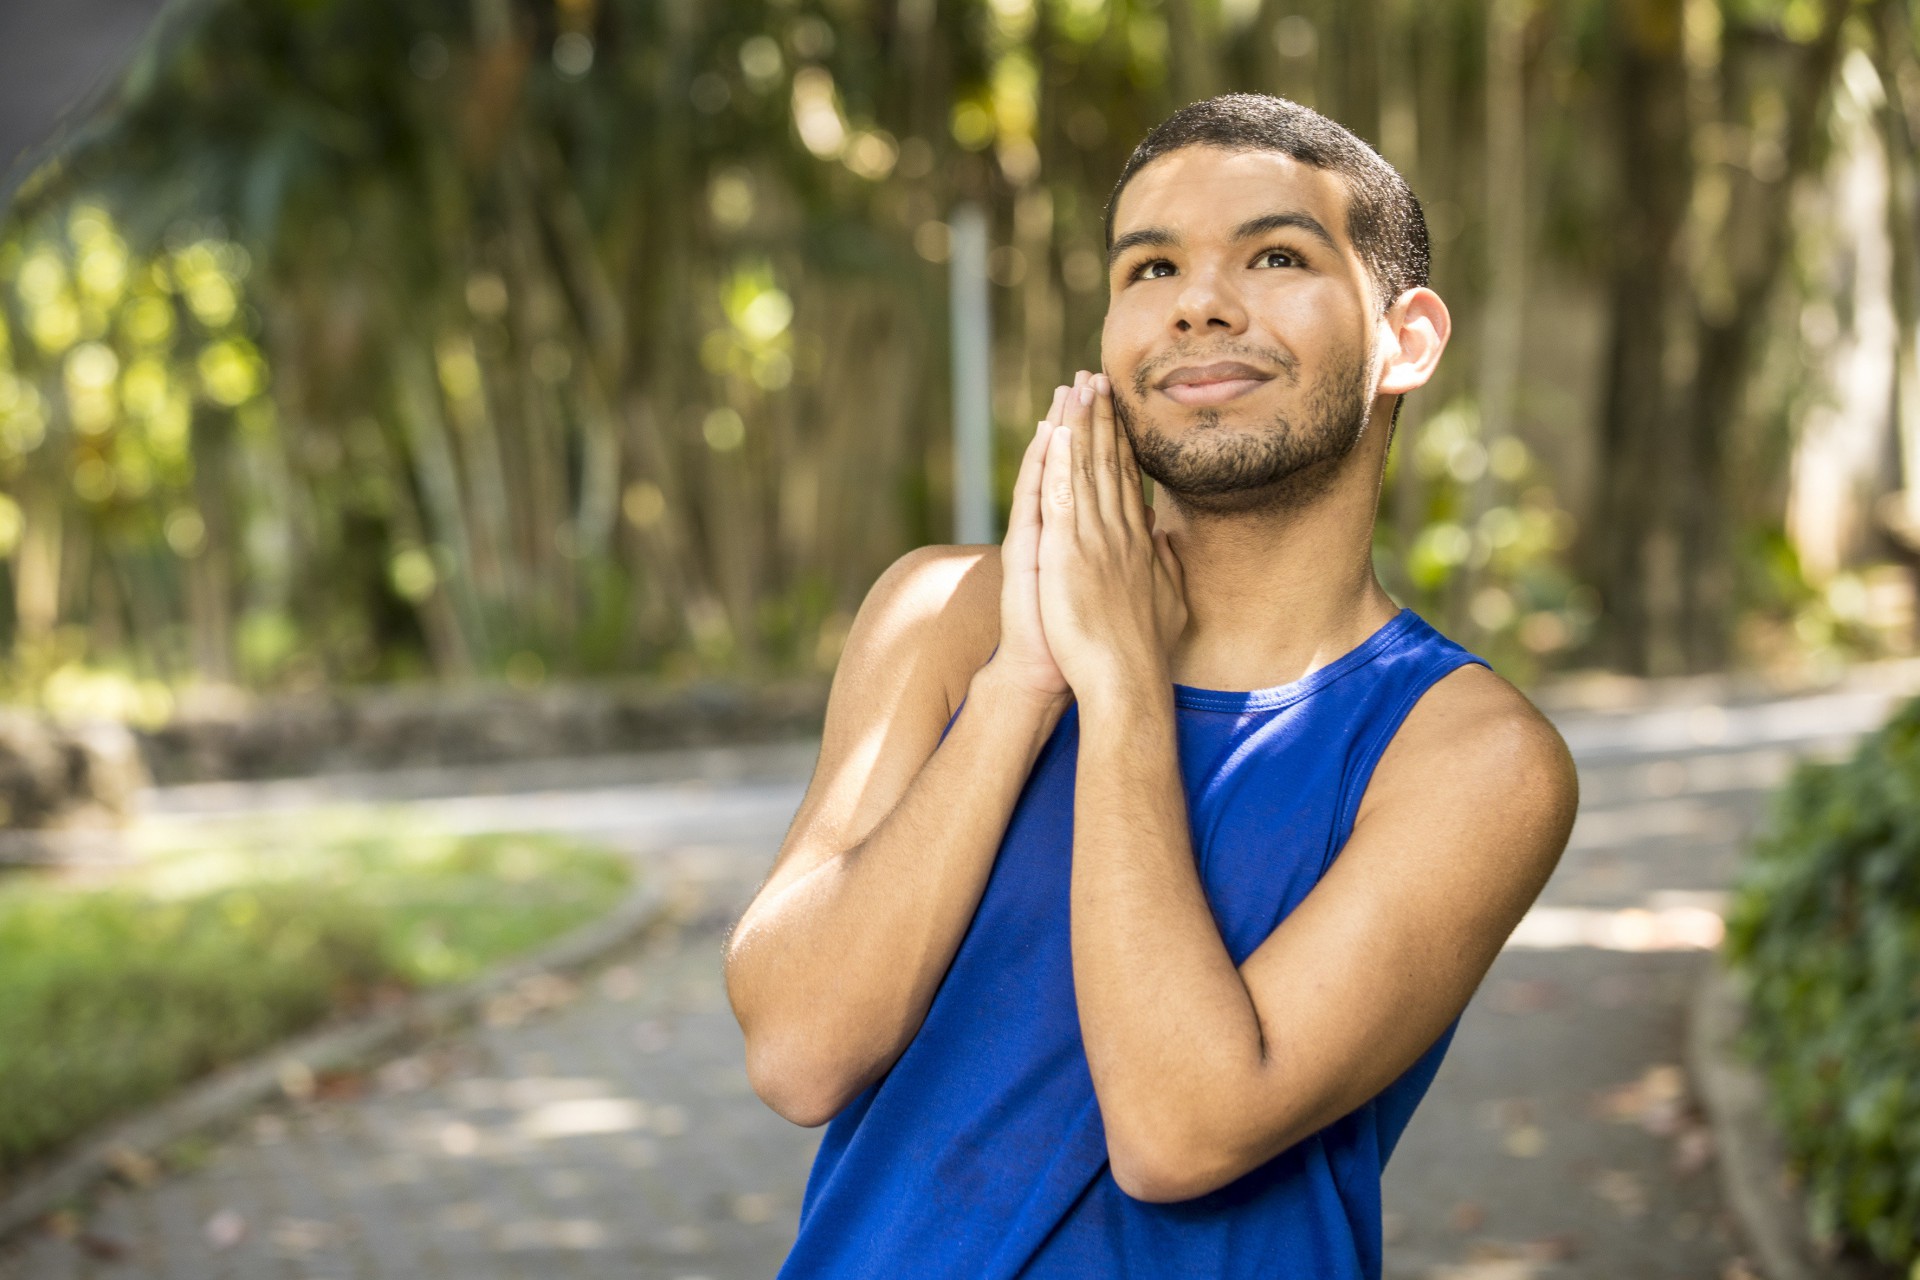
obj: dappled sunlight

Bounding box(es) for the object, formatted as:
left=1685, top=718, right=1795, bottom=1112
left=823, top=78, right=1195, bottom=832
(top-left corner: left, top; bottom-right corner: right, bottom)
left=517, top=1097, right=649, bottom=1140
left=492, top=1217, right=610, bottom=1251
left=450, top=1074, right=619, bottom=1108
left=1504, top=898, right=1727, bottom=952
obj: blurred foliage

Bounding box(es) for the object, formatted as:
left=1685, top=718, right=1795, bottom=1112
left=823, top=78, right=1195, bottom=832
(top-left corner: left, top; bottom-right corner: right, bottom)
left=0, top=821, right=628, bottom=1172
left=1375, top=394, right=1594, bottom=681
left=1725, top=698, right=1920, bottom=1270
left=0, top=0, right=1914, bottom=700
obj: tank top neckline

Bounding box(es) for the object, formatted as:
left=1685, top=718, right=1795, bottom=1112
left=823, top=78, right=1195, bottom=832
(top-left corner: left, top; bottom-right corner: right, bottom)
left=1168, top=606, right=1419, bottom=713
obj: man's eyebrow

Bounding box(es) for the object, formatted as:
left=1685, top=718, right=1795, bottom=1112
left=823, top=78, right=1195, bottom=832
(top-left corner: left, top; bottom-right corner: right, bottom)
left=1105, top=212, right=1340, bottom=270
left=1107, top=226, right=1179, bottom=269
left=1233, top=211, right=1339, bottom=253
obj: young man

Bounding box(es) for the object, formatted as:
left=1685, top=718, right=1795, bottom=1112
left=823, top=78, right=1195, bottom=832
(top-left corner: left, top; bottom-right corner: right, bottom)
left=724, top=93, right=1578, bottom=1278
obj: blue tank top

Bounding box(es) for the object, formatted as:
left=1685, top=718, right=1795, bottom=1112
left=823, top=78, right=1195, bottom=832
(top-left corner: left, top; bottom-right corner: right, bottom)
left=779, top=608, right=1486, bottom=1279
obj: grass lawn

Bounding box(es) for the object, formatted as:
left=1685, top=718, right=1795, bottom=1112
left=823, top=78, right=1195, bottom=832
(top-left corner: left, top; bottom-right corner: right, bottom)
left=0, top=814, right=632, bottom=1177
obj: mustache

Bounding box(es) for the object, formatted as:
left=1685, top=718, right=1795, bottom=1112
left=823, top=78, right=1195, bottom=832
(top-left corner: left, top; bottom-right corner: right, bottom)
left=1127, top=342, right=1300, bottom=400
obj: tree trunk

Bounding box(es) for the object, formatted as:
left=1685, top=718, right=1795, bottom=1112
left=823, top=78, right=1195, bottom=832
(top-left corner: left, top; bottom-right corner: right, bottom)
left=1593, top=0, right=1691, bottom=673
left=1676, top=2, right=1849, bottom=670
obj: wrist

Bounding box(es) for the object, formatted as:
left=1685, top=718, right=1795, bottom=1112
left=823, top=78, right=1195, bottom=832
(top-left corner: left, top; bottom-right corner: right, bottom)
left=970, top=660, right=1073, bottom=726
left=1073, top=677, right=1174, bottom=729
left=1069, top=650, right=1172, bottom=721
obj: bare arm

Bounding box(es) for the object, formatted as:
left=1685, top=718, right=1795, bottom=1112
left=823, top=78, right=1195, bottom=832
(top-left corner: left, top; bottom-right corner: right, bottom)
left=1032, top=374, right=1575, bottom=1201
left=1072, top=668, right=1575, bottom=1201
left=726, top=392, right=1076, bottom=1127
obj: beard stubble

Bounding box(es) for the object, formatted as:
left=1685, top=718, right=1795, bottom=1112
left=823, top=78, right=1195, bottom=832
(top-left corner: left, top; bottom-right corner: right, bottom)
left=1112, top=338, right=1375, bottom=518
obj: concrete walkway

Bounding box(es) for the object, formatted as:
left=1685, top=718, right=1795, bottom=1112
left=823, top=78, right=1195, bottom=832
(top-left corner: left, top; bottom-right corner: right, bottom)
left=1, top=681, right=1911, bottom=1280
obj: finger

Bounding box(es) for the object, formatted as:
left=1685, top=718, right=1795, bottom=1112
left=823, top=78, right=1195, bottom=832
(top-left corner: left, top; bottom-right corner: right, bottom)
left=1006, top=415, right=1053, bottom=548
left=1042, top=421, right=1075, bottom=529
left=1144, top=503, right=1156, bottom=532
left=1064, top=371, right=1096, bottom=528
left=1044, top=383, right=1069, bottom=427
left=1091, top=373, right=1134, bottom=529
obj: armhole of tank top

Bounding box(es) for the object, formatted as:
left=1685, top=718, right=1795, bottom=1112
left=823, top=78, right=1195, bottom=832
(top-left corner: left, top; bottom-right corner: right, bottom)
left=1318, top=652, right=1490, bottom=880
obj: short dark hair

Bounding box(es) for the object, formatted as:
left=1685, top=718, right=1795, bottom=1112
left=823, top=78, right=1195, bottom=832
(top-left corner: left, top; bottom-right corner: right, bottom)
left=1104, top=94, right=1430, bottom=314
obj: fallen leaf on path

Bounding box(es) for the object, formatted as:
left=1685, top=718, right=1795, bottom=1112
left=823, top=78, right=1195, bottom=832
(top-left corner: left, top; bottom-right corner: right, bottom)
left=438, top=1120, right=481, bottom=1155
left=1594, top=1063, right=1687, bottom=1135
left=1673, top=1121, right=1714, bottom=1175
left=731, top=1192, right=777, bottom=1224
left=1502, top=1123, right=1547, bottom=1158
left=104, top=1145, right=158, bottom=1187
left=204, top=1208, right=246, bottom=1250
left=76, top=1234, right=127, bottom=1261
left=599, top=964, right=641, bottom=1000
left=376, top=1055, right=433, bottom=1094
left=1591, top=1168, right=1648, bottom=1218
left=1476, top=1097, right=1536, bottom=1131
left=277, top=1058, right=316, bottom=1101
left=312, top=1068, right=368, bottom=1101
left=270, top=1216, right=336, bottom=1256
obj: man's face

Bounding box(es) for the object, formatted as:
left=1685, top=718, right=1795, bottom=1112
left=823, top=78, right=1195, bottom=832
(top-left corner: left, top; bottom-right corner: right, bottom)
left=1101, top=146, right=1380, bottom=515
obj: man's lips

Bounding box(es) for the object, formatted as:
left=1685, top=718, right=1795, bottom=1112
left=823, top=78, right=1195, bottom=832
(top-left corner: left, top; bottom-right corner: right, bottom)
left=1154, top=361, right=1274, bottom=407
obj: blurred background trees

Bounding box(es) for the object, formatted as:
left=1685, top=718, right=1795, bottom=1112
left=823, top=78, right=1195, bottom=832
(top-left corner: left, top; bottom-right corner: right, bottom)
left=0, top=0, right=1916, bottom=715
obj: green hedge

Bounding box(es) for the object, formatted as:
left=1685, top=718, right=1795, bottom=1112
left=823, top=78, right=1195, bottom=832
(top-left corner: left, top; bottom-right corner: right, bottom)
left=1724, top=697, right=1920, bottom=1269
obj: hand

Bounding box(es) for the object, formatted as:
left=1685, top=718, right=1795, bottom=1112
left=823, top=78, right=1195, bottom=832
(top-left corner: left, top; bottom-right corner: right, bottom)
left=987, top=379, right=1075, bottom=704
left=1036, top=371, right=1187, bottom=703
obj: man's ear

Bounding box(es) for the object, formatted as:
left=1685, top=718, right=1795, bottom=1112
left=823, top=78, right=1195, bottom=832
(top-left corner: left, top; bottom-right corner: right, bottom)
left=1375, top=287, right=1451, bottom=397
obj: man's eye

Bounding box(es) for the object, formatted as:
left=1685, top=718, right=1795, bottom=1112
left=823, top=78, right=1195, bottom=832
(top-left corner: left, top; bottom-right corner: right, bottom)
left=1257, top=249, right=1299, bottom=269
left=1132, top=259, right=1176, bottom=281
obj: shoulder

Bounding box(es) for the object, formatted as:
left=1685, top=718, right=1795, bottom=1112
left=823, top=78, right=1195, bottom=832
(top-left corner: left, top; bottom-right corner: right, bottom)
left=1359, top=662, right=1579, bottom=871
left=847, top=543, right=1004, bottom=715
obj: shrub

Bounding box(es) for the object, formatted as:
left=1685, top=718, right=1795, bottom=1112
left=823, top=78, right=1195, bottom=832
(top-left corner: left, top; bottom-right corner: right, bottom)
left=1724, top=696, right=1920, bottom=1269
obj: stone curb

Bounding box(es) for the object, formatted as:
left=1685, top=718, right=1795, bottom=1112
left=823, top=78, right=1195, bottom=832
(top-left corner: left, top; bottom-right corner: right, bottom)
left=0, top=878, right=670, bottom=1247
left=1686, top=956, right=1892, bottom=1280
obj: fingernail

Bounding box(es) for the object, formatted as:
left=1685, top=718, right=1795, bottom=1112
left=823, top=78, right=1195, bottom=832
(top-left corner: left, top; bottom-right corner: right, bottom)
left=1079, top=385, right=1094, bottom=405
left=1036, top=419, right=1049, bottom=436
left=1092, top=373, right=1110, bottom=394
left=1074, top=370, right=1089, bottom=387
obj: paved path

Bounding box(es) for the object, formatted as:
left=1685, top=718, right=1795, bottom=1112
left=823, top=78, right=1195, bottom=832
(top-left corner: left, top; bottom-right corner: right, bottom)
left=2, top=682, right=1912, bottom=1280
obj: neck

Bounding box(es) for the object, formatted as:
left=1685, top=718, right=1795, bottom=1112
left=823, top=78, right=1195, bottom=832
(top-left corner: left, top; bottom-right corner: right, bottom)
left=1153, top=425, right=1400, bottom=693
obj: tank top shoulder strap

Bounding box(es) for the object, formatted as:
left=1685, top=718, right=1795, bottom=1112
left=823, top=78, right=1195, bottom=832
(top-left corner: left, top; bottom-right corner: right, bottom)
left=1319, top=609, right=1489, bottom=878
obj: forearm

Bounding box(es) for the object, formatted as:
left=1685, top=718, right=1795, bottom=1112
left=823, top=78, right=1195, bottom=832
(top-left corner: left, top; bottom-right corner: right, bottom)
left=727, top=663, right=1067, bottom=1123
left=1070, top=684, right=1275, bottom=1196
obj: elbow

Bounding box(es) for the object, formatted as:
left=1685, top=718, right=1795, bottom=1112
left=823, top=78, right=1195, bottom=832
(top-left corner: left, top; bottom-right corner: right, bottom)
left=1104, top=1092, right=1312, bottom=1204
left=742, top=1035, right=866, bottom=1129
left=1105, top=1117, right=1244, bottom=1204
left=1108, top=1141, right=1230, bottom=1204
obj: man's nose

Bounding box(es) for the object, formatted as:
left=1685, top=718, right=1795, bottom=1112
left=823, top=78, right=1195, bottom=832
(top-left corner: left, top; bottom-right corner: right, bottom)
left=1171, top=267, right=1248, bottom=335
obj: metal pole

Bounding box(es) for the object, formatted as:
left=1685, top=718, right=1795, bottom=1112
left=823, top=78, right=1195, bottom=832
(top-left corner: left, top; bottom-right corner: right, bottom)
left=949, top=203, right=994, bottom=545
